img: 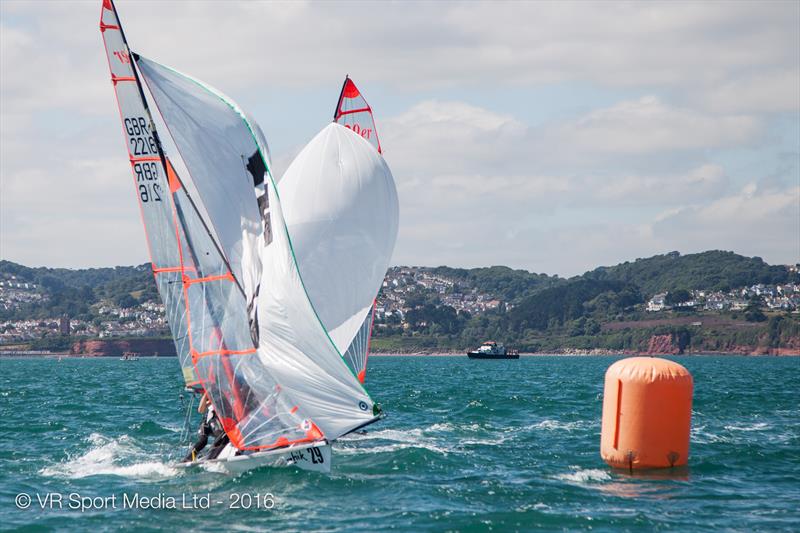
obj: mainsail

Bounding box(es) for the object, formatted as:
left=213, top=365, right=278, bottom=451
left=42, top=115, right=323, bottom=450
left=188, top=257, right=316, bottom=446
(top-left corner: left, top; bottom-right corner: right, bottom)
left=100, top=0, right=196, bottom=386
left=334, top=76, right=382, bottom=154
left=335, top=77, right=386, bottom=382
left=101, top=0, right=380, bottom=448
left=343, top=304, right=376, bottom=384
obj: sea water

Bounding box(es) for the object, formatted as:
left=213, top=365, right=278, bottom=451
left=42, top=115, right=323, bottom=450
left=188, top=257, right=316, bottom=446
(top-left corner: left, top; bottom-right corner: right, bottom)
left=1, top=356, right=798, bottom=531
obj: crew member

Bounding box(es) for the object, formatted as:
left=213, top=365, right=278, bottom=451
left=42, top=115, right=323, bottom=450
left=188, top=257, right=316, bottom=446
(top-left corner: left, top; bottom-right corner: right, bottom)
left=183, top=391, right=224, bottom=462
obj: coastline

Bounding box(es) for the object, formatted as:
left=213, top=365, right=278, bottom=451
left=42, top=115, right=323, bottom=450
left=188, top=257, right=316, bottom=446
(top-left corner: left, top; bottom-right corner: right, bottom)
left=369, top=350, right=800, bottom=357
left=2, top=344, right=798, bottom=358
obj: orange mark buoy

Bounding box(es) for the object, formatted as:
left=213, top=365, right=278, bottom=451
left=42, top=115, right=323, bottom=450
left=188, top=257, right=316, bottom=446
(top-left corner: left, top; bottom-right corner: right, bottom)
left=600, top=357, right=693, bottom=470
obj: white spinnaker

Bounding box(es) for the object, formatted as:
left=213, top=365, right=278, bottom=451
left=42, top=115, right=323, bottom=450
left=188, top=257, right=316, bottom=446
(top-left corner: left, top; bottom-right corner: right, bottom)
left=257, top=173, right=376, bottom=440
left=279, top=124, right=399, bottom=357
left=135, top=56, right=264, bottom=307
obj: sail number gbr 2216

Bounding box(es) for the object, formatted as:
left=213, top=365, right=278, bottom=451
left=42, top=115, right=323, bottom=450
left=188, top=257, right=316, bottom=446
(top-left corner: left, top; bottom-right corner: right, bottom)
left=125, top=116, right=162, bottom=203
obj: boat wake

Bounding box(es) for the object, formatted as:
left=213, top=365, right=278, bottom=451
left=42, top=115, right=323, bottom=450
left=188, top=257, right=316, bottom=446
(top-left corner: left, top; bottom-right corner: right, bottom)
left=337, top=427, right=455, bottom=456
left=40, top=433, right=180, bottom=480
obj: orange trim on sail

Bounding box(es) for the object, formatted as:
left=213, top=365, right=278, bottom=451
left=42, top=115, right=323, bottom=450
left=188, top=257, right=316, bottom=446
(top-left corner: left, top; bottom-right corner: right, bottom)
left=193, top=347, right=256, bottom=359
left=111, top=75, right=136, bottom=85
left=337, top=106, right=371, bottom=116
left=219, top=416, right=245, bottom=449
left=165, top=158, right=182, bottom=193
left=183, top=272, right=235, bottom=286
left=237, top=434, right=322, bottom=452
left=304, top=421, right=323, bottom=441
left=151, top=266, right=183, bottom=273
left=129, top=155, right=161, bottom=163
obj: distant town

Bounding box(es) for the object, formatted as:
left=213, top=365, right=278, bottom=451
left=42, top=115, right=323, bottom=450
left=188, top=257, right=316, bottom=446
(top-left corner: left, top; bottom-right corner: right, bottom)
left=645, top=284, right=800, bottom=313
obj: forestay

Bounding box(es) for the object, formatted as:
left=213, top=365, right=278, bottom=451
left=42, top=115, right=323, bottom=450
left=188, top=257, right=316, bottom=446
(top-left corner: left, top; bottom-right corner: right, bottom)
left=278, top=124, right=399, bottom=368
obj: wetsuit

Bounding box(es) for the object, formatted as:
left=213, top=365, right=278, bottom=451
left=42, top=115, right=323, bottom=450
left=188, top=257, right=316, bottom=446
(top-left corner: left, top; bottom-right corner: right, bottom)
left=183, top=405, right=224, bottom=462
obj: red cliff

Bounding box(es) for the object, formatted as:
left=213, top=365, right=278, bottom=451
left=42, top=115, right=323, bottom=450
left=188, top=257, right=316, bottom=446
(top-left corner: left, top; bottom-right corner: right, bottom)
left=71, top=338, right=176, bottom=357
left=645, top=334, right=681, bottom=355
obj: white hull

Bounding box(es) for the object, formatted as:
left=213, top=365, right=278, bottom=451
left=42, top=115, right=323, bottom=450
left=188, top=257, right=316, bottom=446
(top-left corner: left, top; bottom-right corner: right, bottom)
left=178, top=441, right=331, bottom=474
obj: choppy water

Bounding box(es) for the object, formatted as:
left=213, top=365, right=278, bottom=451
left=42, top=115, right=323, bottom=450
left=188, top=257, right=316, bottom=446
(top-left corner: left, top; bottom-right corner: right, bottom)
left=1, top=355, right=798, bottom=531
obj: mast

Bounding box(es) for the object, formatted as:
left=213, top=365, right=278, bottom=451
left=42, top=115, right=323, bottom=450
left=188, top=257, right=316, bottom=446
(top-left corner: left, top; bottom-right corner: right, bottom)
left=333, top=75, right=349, bottom=121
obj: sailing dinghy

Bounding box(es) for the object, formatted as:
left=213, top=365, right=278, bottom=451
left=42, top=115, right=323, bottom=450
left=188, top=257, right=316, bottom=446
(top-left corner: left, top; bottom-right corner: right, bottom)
left=100, top=0, right=398, bottom=474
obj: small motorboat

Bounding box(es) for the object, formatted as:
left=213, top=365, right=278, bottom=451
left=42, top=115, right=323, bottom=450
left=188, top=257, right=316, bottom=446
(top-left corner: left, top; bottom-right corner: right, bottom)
left=467, top=341, right=519, bottom=359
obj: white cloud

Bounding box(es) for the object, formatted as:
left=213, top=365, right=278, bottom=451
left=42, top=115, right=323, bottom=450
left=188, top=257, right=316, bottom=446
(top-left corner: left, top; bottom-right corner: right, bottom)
left=702, top=69, right=800, bottom=114
left=554, top=96, right=761, bottom=154
left=651, top=183, right=800, bottom=261
left=382, top=101, right=526, bottom=176
left=1, top=0, right=798, bottom=274
left=594, top=164, right=729, bottom=206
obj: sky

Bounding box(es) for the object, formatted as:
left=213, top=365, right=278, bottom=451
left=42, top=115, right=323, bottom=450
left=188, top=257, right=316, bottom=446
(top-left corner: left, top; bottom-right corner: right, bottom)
left=1, top=0, right=798, bottom=277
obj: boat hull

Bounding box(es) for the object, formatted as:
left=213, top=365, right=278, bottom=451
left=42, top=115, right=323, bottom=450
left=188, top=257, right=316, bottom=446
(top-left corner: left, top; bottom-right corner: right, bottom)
left=467, top=351, right=519, bottom=359
left=178, top=441, right=331, bottom=474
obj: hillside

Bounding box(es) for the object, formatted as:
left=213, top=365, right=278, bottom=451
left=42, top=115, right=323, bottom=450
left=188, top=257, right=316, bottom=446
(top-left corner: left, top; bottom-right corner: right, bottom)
left=583, top=250, right=793, bottom=296
left=1, top=251, right=798, bottom=355
left=0, top=260, right=156, bottom=322
left=426, top=265, right=559, bottom=303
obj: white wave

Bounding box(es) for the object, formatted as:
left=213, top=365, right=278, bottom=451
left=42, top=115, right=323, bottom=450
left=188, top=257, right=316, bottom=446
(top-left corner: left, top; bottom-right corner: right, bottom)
left=554, top=467, right=611, bottom=484
left=426, top=422, right=455, bottom=432
left=724, top=422, right=770, bottom=432
left=691, top=425, right=730, bottom=444
left=528, top=420, right=590, bottom=431
left=40, top=433, right=180, bottom=480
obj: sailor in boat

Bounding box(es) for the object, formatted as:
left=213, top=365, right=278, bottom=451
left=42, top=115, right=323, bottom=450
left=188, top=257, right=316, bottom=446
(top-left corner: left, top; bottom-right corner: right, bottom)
left=183, top=391, right=229, bottom=462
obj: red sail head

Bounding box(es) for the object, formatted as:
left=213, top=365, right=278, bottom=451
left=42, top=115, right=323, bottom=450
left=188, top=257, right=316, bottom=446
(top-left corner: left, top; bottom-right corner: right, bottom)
left=342, top=79, right=360, bottom=98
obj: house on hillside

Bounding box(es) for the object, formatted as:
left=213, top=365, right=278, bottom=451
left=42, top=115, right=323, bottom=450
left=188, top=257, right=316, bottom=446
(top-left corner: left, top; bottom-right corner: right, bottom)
left=646, top=293, right=668, bottom=312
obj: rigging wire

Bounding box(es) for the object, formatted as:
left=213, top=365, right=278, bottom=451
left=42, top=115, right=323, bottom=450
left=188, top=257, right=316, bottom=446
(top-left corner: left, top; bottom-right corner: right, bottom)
left=179, top=391, right=197, bottom=444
